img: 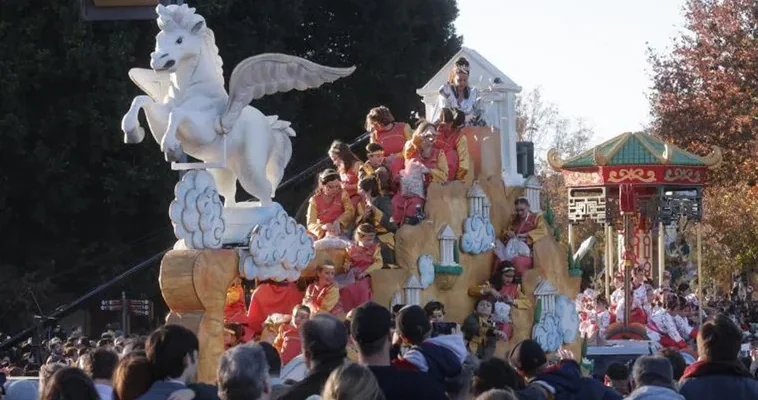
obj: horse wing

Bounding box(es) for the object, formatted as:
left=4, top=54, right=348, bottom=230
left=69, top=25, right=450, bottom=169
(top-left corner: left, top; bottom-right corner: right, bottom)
left=128, top=68, right=171, bottom=102
left=220, top=53, right=356, bottom=133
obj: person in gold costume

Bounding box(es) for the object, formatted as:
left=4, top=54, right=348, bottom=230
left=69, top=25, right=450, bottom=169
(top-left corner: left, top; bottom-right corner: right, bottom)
left=498, top=197, right=548, bottom=277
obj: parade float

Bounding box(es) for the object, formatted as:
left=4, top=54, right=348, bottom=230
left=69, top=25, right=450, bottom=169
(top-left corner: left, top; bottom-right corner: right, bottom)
left=122, top=3, right=582, bottom=382
left=548, top=132, right=721, bottom=343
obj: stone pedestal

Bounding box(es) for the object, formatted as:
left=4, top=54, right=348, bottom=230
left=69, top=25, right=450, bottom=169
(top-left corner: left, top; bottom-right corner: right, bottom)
left=159, top=249, right=239, bottom=383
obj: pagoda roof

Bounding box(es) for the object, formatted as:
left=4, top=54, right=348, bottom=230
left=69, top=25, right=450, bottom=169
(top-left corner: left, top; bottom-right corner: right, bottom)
left=547, top=132, right=722, bottom=171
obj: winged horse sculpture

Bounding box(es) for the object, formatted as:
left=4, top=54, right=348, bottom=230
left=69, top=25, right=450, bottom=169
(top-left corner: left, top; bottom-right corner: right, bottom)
left=121, top=4, right=355, bottom=206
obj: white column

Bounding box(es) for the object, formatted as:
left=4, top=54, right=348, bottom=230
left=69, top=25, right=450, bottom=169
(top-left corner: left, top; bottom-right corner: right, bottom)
left=525, top=176, right=542, bottom=212
left=421, top=95, right=438, bottom=122
left=658, top=222, right=665, bottom=287
left=503, top=91, right=524, bottom=186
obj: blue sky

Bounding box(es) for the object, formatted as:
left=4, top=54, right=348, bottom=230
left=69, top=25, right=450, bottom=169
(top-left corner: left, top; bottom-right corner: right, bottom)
left=455, top=0, right=686, bottom=143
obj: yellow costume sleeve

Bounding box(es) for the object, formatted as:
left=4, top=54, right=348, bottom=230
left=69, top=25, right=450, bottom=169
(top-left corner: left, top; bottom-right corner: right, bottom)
left=321, top=286, right=340, bottom=313
left=364, top=246, right=384, bottom=275
left=338, top=192, right=355, bottom=231
left=430, top=151, right=449, bottom=183
left=403, top=141, right=418, bottom=161
left=306, top=196, right=324, bottom=238
left=403, top=123, right=413, bottom=140
left=455, top=135, right=470, bottom=181
left=527, top=213, right=549, bottom=244
left=513, top=284, right=532, bottom=310
left=370, top=130, right=378, bottom=144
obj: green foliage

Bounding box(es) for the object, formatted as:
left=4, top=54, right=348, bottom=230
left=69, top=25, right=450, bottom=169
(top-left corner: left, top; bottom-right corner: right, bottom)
left=543, top=198, right=561, bottom=241
left=0, top=0, right=461, bottom=332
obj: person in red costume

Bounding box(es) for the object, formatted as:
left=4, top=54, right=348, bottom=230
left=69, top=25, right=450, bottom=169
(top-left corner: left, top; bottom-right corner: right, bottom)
left=306, top=169, right=355, bottom=239
left=273, top=304, right=311, bottom=366
left=366, top=105, right=412, bottom=162
left=246, top=279, right=304, bottom=338
left=404, top=120, right=449, bottom=186
left=499, top=197, right=548, bottom=277
left=303, top=264, right=344, bottom=316
left=223, top=277, right=254, bottom=343
left=435, top=107, right=470, bottom=182
left=467, top=261, right=530, bottom=340
left=329, top=140, right=363, bottom=207
left=339, top=224, right=383, bottom=312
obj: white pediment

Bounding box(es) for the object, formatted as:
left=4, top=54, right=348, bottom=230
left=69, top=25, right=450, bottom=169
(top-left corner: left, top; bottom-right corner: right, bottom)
left=417, top=47, right=521, bottom=96
left=534, top=278, right=558, bottom=296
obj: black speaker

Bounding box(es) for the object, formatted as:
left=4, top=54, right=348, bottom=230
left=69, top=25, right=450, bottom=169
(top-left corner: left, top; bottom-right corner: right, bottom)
left=516, top=141, right=535, bottom=177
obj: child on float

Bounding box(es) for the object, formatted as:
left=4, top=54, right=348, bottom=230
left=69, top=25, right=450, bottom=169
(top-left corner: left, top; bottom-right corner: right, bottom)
left=609, top=272, right=625, bottom=323
left=224, top=276, right=253, bottom=343
left=390, top=160, right=429, bottom=227
left=435, top=107, right=471, bottom=182
left=359, top=143, right=402, bottom=192
left=328, top=140, right=363, bottom=207
left=366, top=106, right=413, bottom=160
left=272, top=304, right=310, bottom=366
left=306, top=169, right=355, bottom=240
left=339, top=224, right=383, bottom=312
left=461, top=297, right=506, bottom=360
left=424, top=301, right=447, bottom=324
left=673, top=295, right=698, bottom=343
left=403, top=120, right=449, bottom=185
left=467, top=261, right=530, bottom=342
left=650, top=293, right=687, bottom=349
left=594, top=294, right=611, bottom=339
left=356, top=177, right=396, bottom=264
left=303, top=264, right=343, bottom=316
left=614, top=268, right=649, bottom=325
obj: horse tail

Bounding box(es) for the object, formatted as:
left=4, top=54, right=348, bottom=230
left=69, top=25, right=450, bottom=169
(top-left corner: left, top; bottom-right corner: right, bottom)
left=266, top=115, right=294, bottom=196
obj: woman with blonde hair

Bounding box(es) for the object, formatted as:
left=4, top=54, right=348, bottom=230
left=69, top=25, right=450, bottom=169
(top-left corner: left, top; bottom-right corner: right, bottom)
left=319, top=362, right=386, bottom=400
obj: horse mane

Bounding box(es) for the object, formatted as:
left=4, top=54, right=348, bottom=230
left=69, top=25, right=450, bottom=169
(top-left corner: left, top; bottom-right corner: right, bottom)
left=157, top=4, right=224, bottom=83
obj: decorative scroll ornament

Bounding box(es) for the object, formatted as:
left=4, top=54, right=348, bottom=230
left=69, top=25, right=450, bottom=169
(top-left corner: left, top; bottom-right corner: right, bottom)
left=701, top=145, right=723, bottom=169
left=607, top=169, right=656, bottom=183
left=461, top=216, right=496, bottom=254
left=546, top=148, right=565, bottom=171
left=240, top=209, right=315, bottom=282
left=664, top=168, right=702, bottom=183
left=564, top=171, right=603, bottom=187
left=169, top=169, right=226, bottom=249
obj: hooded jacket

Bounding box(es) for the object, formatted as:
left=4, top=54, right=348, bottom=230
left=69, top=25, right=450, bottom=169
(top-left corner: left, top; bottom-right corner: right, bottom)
left=531, top=360, right=622, bottom=400
left=625, top=385, right=685, bottom=400
left=393, top=334, right=467, bottom=384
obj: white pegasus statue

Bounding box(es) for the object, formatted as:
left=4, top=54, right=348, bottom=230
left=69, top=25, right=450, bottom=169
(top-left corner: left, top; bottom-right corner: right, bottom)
left=121, top=4, right=355, bottom=206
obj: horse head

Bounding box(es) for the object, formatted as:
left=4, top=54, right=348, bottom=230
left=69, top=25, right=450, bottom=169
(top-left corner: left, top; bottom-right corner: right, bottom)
left=150, top=4, right=207, bottom=72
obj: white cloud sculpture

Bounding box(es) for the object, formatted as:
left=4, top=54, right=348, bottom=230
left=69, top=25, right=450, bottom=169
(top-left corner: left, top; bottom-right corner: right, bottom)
left=532, top=313, right=562, bottom=353
left=169, top=169, right=226, bottom=249
left=556, top=294, right=580, bottom=344
left=417, top=254, right=435, bottom=289
left=240, top=209, right=315, bottom=282
left=461, top=215, right=496, bottom=254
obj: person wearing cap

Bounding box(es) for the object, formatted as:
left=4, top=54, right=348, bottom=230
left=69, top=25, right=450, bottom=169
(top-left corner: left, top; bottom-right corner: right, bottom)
left=306, top=169, right=355, bottom=240
left=509, top=339, right=621, bottom=400
left=392, top=305, right=467, bottom=386
left=625, top=355, right=684, bottom=400
left=678, top=314, right=758, bottom=400
left=350, top=302, right=447, bottom=400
